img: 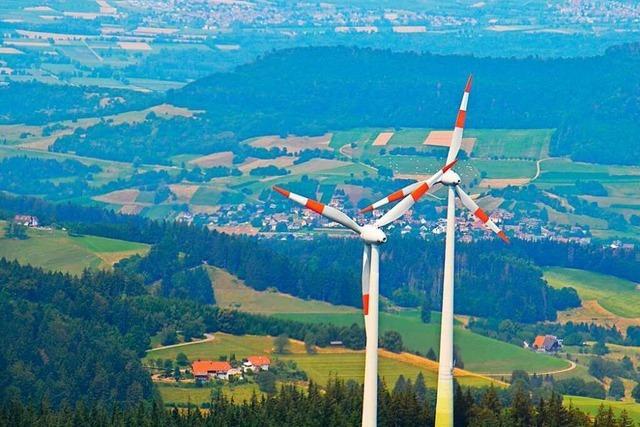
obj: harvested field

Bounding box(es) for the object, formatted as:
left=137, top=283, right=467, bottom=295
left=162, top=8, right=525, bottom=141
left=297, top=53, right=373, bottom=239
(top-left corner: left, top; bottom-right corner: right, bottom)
left=288, top=158, right=351, bottom=174
left=372, top=131, right=394, bottom=146
left=556, top=300, right=640, bottom=332
left=118, top=41, right=152, bottom=51
left=480, top=178, right=531, bottom=188
left=93, top=189, right=140, bottom=204
left=424, top=130, right=476, bottom=153
left=188, top=151, right=234, bottom=168
left=168, top=184, right=200, bottom=203
left=119, top=204, right=145, bottom=215
left=338, top=184, right=373, bottom=206
left=238, top=156, right=296, bottom=173
left=190, top=205, right=220, bottom=215
left=209, top=225, right=259, bottom=235
left=249, top=134, right=332, bottom=154
left=0, top=47, right=23, bottom=55
left=150, top=103, right=199, bottom=117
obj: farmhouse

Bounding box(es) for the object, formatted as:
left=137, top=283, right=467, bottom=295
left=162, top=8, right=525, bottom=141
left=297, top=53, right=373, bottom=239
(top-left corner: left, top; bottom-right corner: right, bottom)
left=13, top=215, right=39, bottom=227
left=530, top=335, right=561, bottom=353
left=243, top=356, right=271, bottom=373
left=191, top=360, right=233, bottom=381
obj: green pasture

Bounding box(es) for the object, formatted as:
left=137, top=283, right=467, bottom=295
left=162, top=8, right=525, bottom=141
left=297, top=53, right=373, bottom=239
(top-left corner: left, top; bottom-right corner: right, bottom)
left=564, top=396, right=640, bottom=423
left=274, top=311, right=570, bottom=375
left=544, top=267, right=640, bottom=318
left=469, top=129, right=553, bottom=159
left=0, top=221, right=148, bottom=274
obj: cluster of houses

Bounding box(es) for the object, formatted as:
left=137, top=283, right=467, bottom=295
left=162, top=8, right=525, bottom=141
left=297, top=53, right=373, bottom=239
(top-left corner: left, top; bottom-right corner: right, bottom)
left=524, top=335, right=562, bottom=353
left=12, top=215, right=39, bottom=228
left=192, top=356, right=271, bottom=381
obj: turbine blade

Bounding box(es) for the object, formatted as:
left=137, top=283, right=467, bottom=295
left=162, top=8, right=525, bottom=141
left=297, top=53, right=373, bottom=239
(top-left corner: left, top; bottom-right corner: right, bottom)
left=273, top=186, right=361, bottom=234
left=361, top=244, right=371, bottom=316
left=374, top=181, right=431, bottom=227
left=455, top=186, right=510, bottom=244
left=446, top=75, right=472, bottom=164
left=360, top=159, right=457, bottom=213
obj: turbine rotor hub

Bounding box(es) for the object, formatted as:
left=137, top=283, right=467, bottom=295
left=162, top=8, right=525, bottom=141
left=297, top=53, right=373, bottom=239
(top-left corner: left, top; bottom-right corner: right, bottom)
left=440, top=170, right=461, bottom=186
left=360, top=224, right=387, bottom=244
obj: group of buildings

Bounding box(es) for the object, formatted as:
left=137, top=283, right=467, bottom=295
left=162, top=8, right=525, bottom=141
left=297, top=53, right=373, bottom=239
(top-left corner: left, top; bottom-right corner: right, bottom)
left=191, top=356, right=271, bottom=382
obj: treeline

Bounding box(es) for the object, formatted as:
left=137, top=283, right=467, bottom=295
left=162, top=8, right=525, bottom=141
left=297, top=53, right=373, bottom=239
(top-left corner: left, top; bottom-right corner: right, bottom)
left=169, top=44, right=640, bottom=165
left=0, top=156, right=100, bottom=199
left=0, top=82, right=154, bottom=125
left=2, top=378, right=635, bottom=427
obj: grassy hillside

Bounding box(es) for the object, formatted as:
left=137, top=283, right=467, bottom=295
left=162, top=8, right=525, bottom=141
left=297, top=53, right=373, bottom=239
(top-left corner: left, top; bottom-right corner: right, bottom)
left=564, top=396, right=640, bottom=422
left=274, top=311, right=570, bottom=375
left=544, top=267, right=640, bottom=318
left=209, top=267, right=357, bottom=314
left=0, top=221, right=149, bottom=274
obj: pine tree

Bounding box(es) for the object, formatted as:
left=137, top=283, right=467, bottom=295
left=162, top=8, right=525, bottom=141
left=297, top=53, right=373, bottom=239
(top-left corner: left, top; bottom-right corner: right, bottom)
left=414, top=372, right=427, bottom=403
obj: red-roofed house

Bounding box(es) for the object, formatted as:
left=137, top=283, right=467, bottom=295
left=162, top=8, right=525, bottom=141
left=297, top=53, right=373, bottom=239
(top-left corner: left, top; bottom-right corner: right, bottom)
left=191, top=360, right=232, bottom=380
left=243, top=356, right=271, bottom=373
left=531, top=335, right=561, bottom=353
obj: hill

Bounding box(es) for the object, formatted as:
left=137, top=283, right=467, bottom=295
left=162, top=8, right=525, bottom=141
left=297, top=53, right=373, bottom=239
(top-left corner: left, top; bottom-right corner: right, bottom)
left=0, top=220, right=149, bottom=274
left=170, top=45, right=640, bottom=165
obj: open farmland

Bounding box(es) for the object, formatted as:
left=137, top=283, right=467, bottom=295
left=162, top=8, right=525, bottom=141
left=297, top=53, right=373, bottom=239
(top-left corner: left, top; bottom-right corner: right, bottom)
left=0, top=221, right=148, bottom=274
left=544, top=267, right=640, bottom=318
left=274, top=311, right=571, bottom=375
left=145, top=332, right=500, bottom=389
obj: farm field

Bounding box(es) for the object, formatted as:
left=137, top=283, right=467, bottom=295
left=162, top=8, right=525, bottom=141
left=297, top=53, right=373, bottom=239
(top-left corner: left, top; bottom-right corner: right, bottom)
left=157, top=382, right=261, bottom=406
left=208, top=267, right=357, bottom=314
left=274, top=311, right=570, bottom=375
left=145, top=332, right=501, bottom=391
left=0, top=221, right=149, bottom=274
left=544, top=267, right=640, bottom=318
left=564, top=396, right=640, bottom=422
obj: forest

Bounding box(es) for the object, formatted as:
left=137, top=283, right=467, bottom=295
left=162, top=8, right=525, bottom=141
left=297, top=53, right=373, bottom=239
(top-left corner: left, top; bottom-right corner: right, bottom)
left=1, top=377, right=635, bottom=427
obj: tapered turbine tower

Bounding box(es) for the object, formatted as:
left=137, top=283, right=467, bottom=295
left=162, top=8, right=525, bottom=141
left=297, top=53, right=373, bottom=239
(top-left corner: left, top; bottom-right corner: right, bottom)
left=361, top=76, right=510, bottom=426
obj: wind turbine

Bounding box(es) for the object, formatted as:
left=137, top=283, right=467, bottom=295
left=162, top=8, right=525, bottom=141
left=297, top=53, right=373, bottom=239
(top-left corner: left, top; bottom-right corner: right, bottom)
left=360, top=75, right=510, bottom=426
left=272, top=159, right=455, bottom=427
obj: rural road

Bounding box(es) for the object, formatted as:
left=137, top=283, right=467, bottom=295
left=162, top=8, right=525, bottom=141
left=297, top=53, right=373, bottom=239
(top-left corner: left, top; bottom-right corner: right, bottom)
left=479, top=359, right=577, bottom=378
left=146, top=333, right=215, bottom=353
left=531, top=157, right=554, bottom=182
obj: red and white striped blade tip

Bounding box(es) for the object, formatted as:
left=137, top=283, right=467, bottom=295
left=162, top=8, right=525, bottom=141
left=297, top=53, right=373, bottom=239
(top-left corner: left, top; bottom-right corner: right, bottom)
left=465, top=74, right=473, bottom=92
left=272, top=186, right=290, bottom=198
left=498, top=230, right=510, bottom=244
left=360, top=205, right=374, bottom=214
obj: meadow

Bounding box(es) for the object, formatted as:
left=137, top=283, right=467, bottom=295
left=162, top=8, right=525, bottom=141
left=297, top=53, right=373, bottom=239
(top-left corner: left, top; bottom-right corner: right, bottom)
left=0, top=221, right=149, bottom=274
left=544, top=267, right=640, bottom=318
left=209, top=267, right=357, bottom=314
left=274, top=311, right=570, bottom=375
left=564, top=396, right=640, bottom=423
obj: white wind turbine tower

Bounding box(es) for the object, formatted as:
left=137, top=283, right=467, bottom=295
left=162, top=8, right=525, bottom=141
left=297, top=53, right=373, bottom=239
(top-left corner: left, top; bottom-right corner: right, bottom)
left=361, top=75, right=510, bottom=426
left=272, top=158, right=455, bottom=427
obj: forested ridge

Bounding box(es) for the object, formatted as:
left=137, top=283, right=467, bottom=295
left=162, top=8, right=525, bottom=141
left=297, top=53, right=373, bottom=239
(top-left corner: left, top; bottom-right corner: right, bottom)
left=166, top=44, right=640, bottom=165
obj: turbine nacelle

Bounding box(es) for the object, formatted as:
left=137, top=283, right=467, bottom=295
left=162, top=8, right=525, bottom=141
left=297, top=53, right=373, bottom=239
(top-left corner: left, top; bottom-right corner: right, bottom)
left=360, top=224, right=387, bottom=245
left=440, top=170, right=461, bottom=186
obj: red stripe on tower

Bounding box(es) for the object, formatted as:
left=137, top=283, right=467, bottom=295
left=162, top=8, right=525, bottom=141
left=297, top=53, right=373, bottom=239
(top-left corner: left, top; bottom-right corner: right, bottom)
left=474, top=208, right=489, bottom=223
left=498, top=231, right=510, bottom=244
left=306, top=199, right=325, bottom=214
left=362, top=294, right=370, bottom=315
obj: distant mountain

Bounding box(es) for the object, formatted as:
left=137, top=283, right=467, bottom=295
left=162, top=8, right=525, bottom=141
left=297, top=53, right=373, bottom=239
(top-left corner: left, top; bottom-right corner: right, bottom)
left=170, top=44, right=640, bottom=165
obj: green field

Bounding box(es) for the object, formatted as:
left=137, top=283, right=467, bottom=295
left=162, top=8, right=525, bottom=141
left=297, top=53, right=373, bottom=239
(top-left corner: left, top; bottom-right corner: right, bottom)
left=145, top=333, right=498, bottom=391
left=565, top=396, right=640, bottom=422
left=544, top=267, right=640, bottom=318
left=209, top=267, right=357, bottom=314
left=469, top=129, right=553, bottom=159
left=274, top=311, right=569, bottom=374
left=0, top=221, right=149, bottom=274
